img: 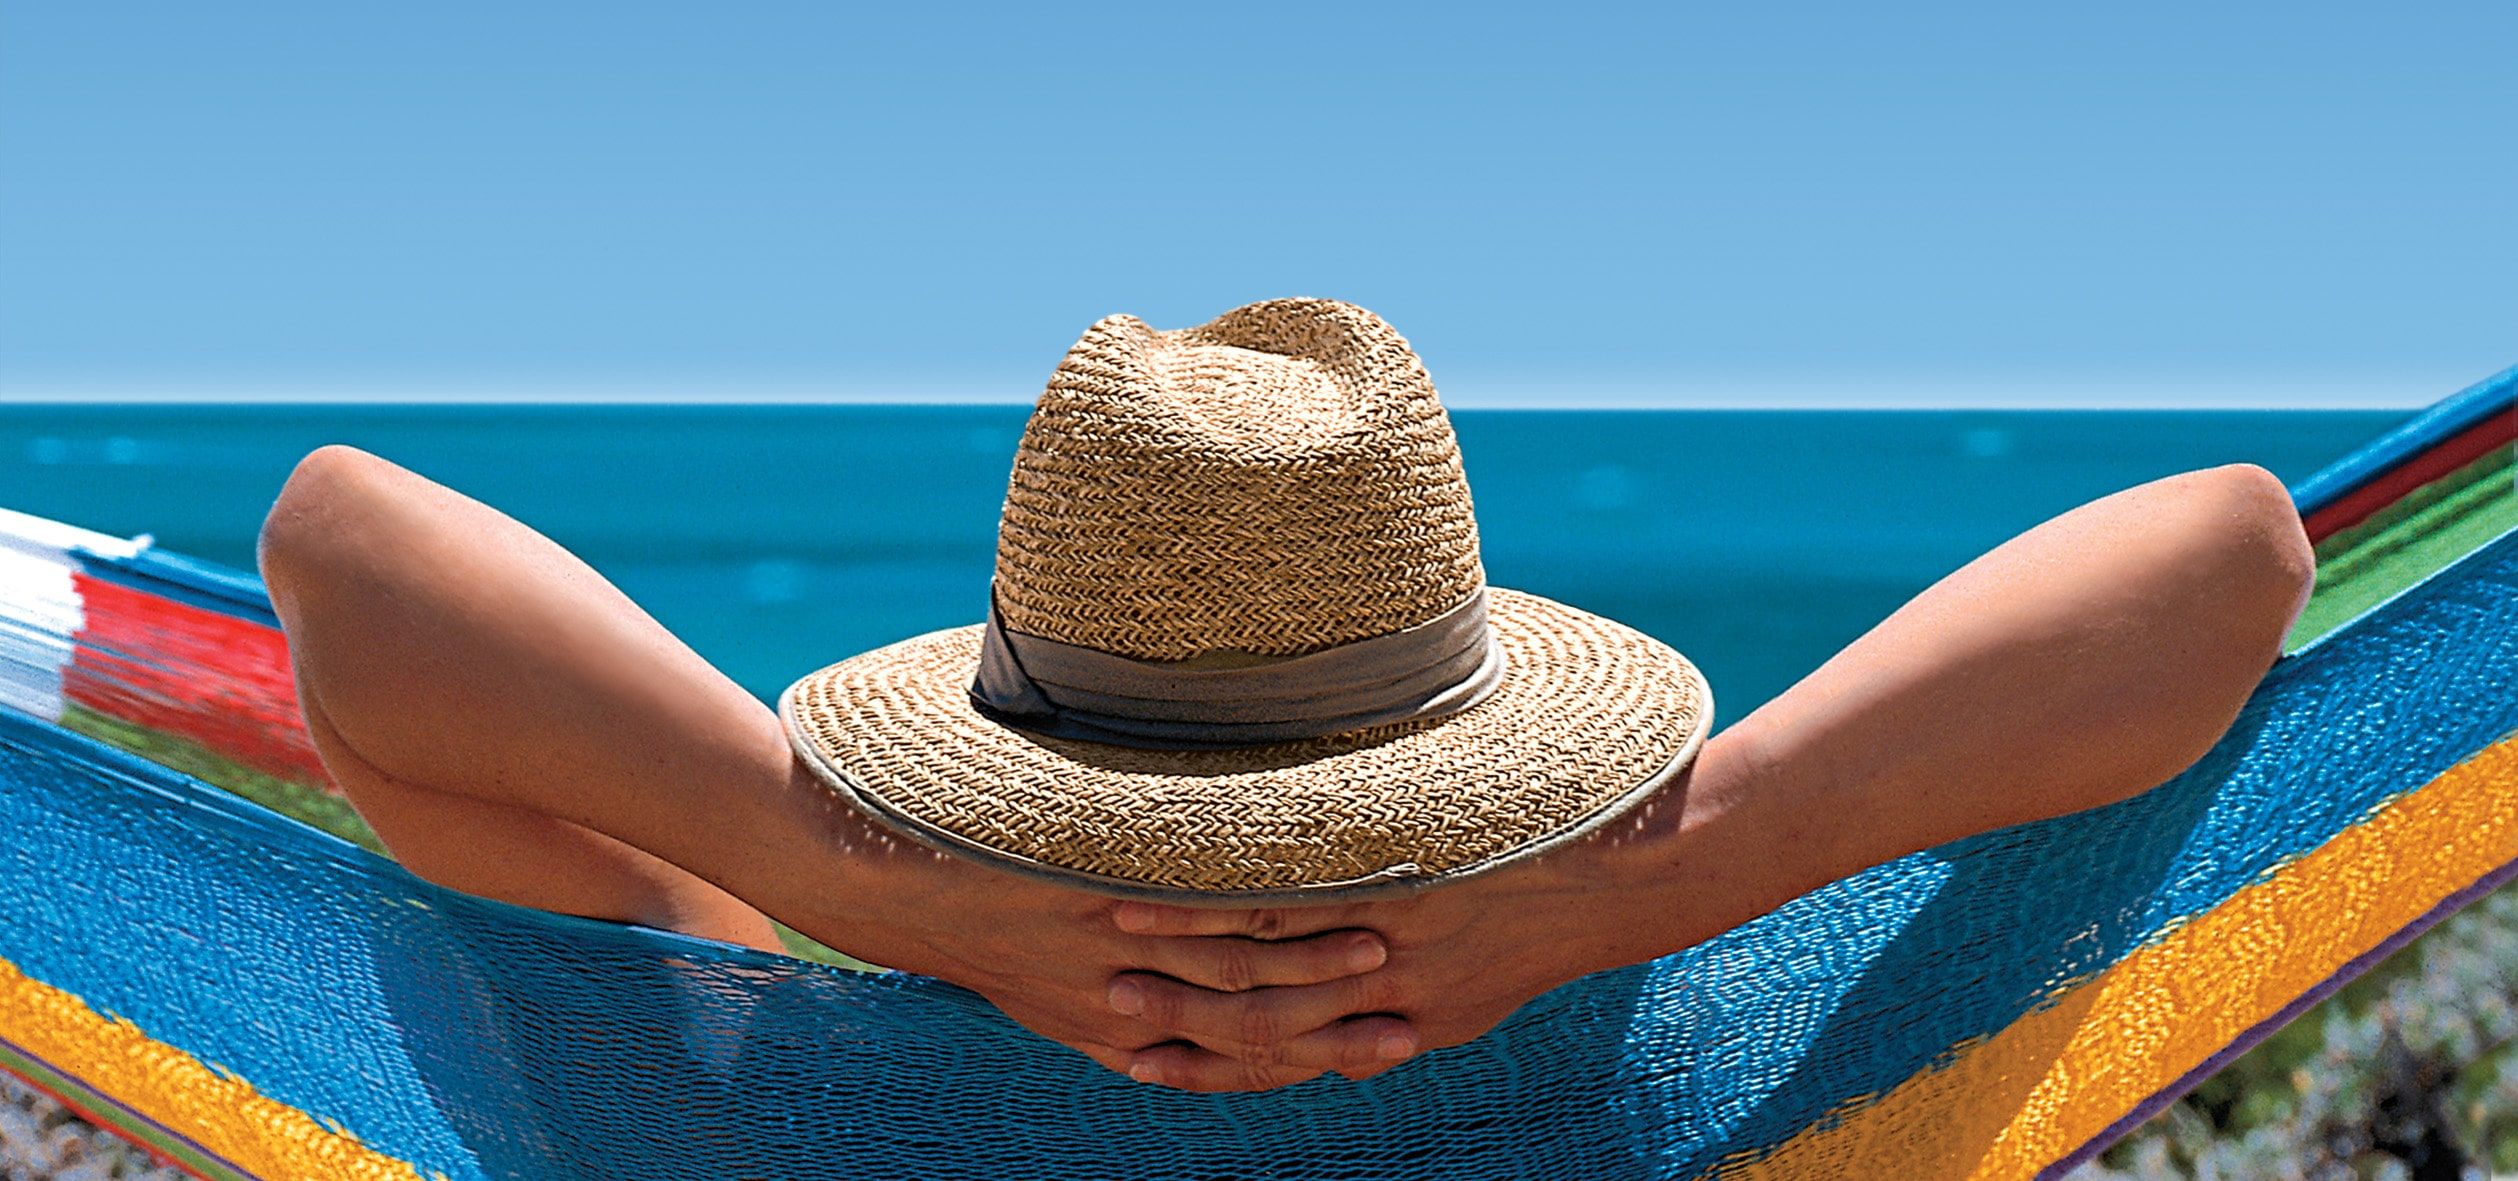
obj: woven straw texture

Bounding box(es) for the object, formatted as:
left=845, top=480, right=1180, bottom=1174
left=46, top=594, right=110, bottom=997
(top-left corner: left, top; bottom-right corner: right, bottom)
left=788, top=587, right=1707, bottom=895
left=994, top=299, right=1481, bottom=658
left=784, top=298, right=1713, bottom=897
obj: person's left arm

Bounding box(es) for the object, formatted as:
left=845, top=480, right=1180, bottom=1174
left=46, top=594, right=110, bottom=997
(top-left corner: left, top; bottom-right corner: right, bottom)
left=261, top=445, right=1414, bottom=1089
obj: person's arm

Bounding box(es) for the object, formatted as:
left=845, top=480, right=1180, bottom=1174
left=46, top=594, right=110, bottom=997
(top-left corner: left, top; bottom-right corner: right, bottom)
left=259, top=445, right=1412, bottom=1087
left=1104, top=463, right=2317, bottom=1089
left=263, top=449, right=797, bottom=953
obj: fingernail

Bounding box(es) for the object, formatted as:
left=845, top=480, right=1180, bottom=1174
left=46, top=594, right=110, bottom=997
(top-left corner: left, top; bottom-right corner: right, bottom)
left=1345, top=937, right=1386, bottom=973
left=1376, top=1033, right=1415, bottom=1061
left=1108, top=979, right=1146, bottom=1016
left=1129, top=1062, right=1163, bottom=1085
left=1113, top=903, right=1152, bottom=933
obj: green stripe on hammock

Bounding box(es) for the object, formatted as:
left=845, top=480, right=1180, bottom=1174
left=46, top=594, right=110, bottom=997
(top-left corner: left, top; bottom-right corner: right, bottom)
left=59, top=704, right=384, bottom=857
left=2288, top=444, right=2516, bottom=652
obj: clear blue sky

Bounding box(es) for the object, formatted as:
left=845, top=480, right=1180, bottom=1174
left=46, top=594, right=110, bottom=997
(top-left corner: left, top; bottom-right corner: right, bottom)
left=3, top=4, right=2510, bottom=406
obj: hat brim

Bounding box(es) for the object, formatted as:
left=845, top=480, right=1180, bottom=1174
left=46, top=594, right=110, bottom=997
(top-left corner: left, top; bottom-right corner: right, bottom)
left=780, top=587, right=1712, bottom=904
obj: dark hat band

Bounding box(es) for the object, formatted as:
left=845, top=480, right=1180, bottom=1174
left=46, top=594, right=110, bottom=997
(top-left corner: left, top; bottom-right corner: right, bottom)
left=969, top=588, right=1507, bottom=751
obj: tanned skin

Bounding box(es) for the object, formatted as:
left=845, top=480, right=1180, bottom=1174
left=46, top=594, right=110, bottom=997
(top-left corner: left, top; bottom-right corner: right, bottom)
left=259, top=446, right=2313, bottom=1093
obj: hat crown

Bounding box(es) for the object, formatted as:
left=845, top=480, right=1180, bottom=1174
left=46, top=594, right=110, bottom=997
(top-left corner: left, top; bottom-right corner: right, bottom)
left=992, top=298, right=1484, bottom=662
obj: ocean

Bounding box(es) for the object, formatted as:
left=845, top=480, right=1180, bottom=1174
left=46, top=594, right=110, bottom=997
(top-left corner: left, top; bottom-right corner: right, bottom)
left=0, top=406, right=2396, bottom=723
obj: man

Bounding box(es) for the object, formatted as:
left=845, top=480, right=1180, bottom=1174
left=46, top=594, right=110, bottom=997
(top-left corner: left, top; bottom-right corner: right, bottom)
left=259, top=301, right=2312, bottom=1095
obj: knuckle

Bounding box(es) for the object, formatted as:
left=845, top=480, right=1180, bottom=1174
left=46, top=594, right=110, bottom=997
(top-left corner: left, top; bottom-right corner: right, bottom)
left=1177, top=1069, right=1229, bottom=1094
left=1209, top=941, right=1257, bottom=992
left=1291, top=941, right=1339, bottom=986
left=1136, top=979, right=1184, bottom=1027
left=1249, top=909, right=1291, bottom=939
left=1338, top=1027, right=1383, bottom=1068
left=1236, top=999, right=1284, bottom=1049
left=1351, top=971, right=1393, bottom=1013
left=1238, top=1060, right=1284, bottom=1093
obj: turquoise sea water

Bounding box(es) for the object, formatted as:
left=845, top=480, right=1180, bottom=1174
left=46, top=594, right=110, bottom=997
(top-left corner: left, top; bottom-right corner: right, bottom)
left=0, top=407, right=2397, bottom=722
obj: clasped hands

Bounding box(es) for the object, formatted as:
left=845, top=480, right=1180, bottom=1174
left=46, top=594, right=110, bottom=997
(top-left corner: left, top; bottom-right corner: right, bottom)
left=820, top=814, right=1670, bottom=1096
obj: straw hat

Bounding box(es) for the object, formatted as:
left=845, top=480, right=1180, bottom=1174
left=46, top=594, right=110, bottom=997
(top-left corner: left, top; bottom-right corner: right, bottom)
left=780, top=298, right=1712, bottom=903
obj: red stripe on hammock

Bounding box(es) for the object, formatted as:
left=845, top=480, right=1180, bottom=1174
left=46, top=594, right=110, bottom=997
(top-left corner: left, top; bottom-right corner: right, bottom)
left=2303, top=408, right=2517, bottom=542
left=62, top=573, right=332, bottom=790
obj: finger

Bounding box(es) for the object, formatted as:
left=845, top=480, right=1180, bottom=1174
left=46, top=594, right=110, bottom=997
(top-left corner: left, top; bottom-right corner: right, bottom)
left=1112, top=901, right=1376, bottom=940
left=1126, top=1017, right=1417, bottom=1091
left=1126, top=930, right=1386, bottom=992
left=1118, top=1041, right=1326, bottom=1093
left=1109, top=971, right=1403, bottom=1056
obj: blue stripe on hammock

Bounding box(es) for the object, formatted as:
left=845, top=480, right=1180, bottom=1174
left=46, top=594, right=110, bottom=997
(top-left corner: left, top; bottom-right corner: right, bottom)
left=70, top=546, right=280, bottom=628
left=2289, top=364, right=2517, bottom=517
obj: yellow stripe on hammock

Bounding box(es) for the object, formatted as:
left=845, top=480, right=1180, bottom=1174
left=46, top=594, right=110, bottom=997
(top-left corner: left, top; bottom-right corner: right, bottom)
left=0, top=956, right=430, bottom=1181
left=1712, top=733, right=2518, bottom=1178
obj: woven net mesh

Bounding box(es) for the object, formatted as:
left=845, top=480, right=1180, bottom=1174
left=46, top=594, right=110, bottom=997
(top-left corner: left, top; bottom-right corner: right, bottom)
left=2, top=524, right=2513, bottom=1180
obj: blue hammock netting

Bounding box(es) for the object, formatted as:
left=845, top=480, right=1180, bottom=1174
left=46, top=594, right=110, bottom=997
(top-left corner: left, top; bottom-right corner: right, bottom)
left=0, top=371, right=2511, bottom=1180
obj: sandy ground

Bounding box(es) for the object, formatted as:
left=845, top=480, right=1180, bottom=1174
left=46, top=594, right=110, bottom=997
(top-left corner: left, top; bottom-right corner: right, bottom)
left=0, top=1074, right=184, bottom=1181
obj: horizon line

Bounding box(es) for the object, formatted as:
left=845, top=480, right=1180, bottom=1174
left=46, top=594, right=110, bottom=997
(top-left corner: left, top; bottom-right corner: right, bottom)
left=0, top=378, right=2457, bottom=411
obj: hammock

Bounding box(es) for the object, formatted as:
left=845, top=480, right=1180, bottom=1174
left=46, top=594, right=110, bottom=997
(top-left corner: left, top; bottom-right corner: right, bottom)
left=0, top=376, right=2510, bottom=1181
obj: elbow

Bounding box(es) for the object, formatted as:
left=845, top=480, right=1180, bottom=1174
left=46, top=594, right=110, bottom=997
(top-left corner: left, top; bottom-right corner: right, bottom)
left=2183, top=463, right=2316, bottom=658
left=2107, top=464, right=2315, bottom=786
left=259, top=445, right=399, bottom=610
